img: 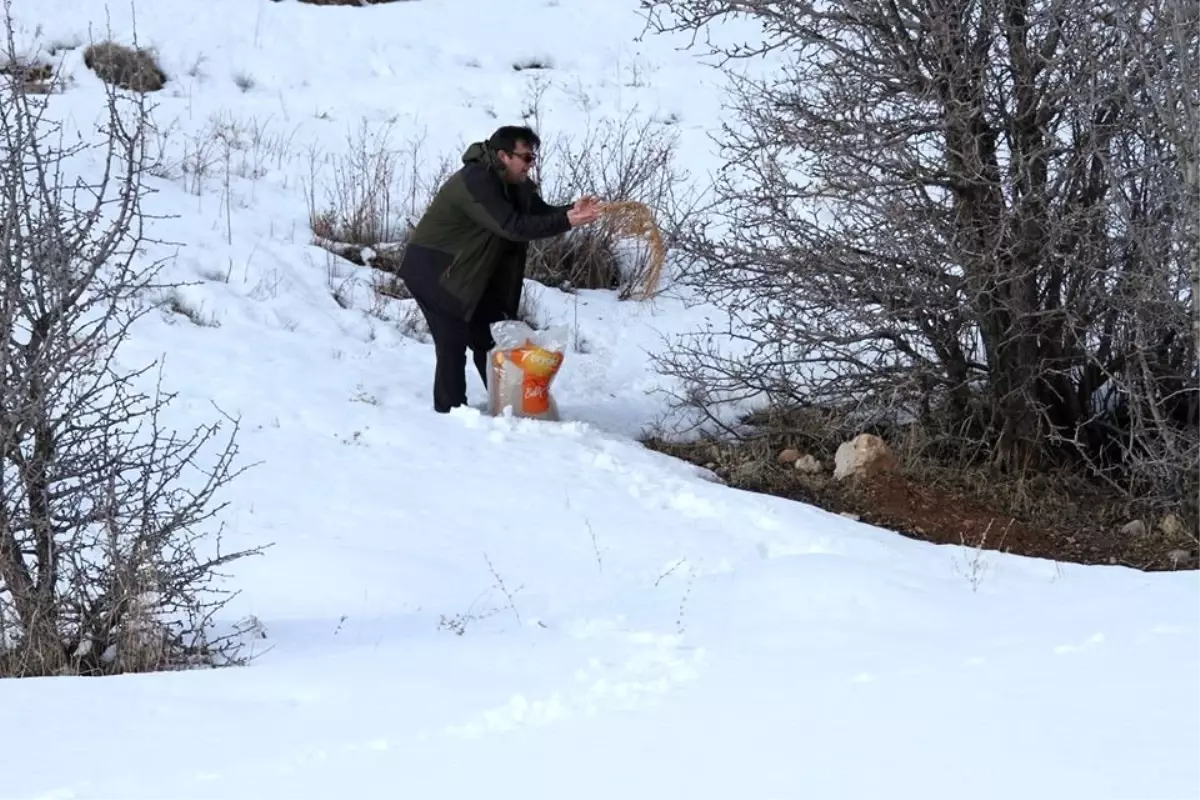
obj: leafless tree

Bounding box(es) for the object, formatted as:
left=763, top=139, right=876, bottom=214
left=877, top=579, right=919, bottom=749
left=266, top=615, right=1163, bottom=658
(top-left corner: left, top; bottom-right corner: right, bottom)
left=641, top=0, right=1198, bottom=520
left=0, top=13, right=266, bottom=677
left=1105, top=0, right=1200, bottom=522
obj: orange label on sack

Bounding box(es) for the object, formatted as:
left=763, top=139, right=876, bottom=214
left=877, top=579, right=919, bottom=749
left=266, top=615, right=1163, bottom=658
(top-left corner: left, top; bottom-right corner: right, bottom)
left=508, top=340, right=564, bottom=415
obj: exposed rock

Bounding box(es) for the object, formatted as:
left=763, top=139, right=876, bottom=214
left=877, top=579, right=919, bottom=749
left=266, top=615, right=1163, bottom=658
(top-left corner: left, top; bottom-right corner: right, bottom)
left=833, top=433, right=896, bottom=481
left=1167, top=549, right=1193, bottom=568
left=794, top=454, right=823, bottom=474
left=1120, top=519, right=1147, bottom=537
left=839, top=512, right=861, bottom=521
left=777, top=448, right=801, bottom=464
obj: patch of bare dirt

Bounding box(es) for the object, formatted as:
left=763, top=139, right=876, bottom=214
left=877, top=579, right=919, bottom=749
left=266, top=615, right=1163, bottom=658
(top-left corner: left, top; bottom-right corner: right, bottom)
left=644, top=436, right=1197, bottom=572
left=859, top=473, right=1101, bottom=563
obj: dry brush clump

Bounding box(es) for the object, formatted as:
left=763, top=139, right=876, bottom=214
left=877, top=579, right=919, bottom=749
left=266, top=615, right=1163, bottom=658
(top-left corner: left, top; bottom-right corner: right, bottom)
left=0, top=15, right=266, bottom=677
left=83, top=41, right=166, bottom=93
left=306, top=120, right=454, bottom=304
left=643, top=0, right=1199, bottom=554
left=524, top=200, right=667, bottom=299
left=0, top=58, right=55, bottom=93
left=527, top=101, right=692, bottom=299
left=524, top=225, right=622, bottom=293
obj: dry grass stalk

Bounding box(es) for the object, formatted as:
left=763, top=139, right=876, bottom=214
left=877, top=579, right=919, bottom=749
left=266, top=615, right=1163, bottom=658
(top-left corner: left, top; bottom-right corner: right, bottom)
left=599, top=200, right=666, bottom=299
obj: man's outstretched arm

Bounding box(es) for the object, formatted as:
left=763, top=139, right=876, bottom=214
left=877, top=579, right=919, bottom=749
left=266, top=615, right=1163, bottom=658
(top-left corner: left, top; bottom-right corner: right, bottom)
left=458, top=169, right=572, bottom=242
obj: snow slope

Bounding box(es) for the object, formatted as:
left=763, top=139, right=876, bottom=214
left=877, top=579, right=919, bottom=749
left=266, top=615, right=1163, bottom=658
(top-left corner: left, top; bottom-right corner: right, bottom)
left=1, top=1, right=1198, bottom=798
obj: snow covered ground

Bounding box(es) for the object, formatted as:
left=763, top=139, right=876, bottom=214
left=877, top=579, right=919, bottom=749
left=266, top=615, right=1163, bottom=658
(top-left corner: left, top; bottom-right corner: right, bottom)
left=1, top=0, right=1198, bottom=798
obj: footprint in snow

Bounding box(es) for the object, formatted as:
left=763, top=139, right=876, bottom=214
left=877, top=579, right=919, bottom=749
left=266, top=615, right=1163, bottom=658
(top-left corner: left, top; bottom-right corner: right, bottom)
left=438, top=623, right=706, bottom=740
left=667, top=489, right=720, bottom=518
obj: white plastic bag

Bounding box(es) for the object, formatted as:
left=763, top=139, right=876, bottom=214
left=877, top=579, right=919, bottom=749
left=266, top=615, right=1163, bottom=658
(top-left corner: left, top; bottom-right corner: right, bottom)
left=487, top=320, right=569, bottom=421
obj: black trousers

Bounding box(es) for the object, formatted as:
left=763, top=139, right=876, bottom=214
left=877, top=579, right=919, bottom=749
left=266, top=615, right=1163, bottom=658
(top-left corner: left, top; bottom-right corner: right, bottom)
left=415, top=298, right=497, bottom=413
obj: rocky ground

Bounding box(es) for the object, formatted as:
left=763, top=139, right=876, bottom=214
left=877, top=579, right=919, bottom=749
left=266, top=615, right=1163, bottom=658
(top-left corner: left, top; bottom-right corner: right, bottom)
left=645, top=433, right=1198, bottom=573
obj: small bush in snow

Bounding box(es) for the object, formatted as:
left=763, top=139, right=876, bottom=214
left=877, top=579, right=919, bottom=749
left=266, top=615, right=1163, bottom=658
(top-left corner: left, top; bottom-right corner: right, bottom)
left=0, top=58, right=55, bottom=94
left=83, top=41, right=166, bottom=93
left=306, top=120, right=453, bottom=258
left=232, top=71, right=255, bottom=92
left=158, top=290, right=221, bottom=328
left=307, top=120, right=455, bottom=329
left=396, top=302, right=430, bottom=342
left=526, top=226, right=623, bottom=293
left=524, top=95, right=692, bottom=299
left=512, top=57, right=554, bottom=71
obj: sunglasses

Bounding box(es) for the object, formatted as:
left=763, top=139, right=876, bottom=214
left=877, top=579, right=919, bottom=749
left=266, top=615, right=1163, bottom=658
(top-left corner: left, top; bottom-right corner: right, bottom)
left=508, top=150, right=537, bottom=164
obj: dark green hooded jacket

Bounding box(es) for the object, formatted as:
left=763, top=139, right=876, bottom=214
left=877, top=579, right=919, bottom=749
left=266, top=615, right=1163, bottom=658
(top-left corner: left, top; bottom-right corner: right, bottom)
left=398, top=141, right=573, bottom=322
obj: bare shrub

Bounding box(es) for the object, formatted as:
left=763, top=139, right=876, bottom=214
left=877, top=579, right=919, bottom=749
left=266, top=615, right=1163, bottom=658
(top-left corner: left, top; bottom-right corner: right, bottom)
left=155, top=112, right=299, bottom=194
left=525, top=84, right=693, bottom=298
left=0, top=58, right=54, bottom=93
left=371, top=269, right=411, bottom=301
left=525, top=226, right=624, bottom=293
left=643, top=0, right=1199, bottom=531
left=512, top=57, right=554, bottom=71
left=437, top=553, right=524, bottom=636
left=83, top=41, right=166, bottom=93
left=1106, top=0, right=1200, bottom=531
left=524, top=202, right=668, bottom=298
left=306, top=120, right=455, bottom=276
left=0, top=14, right=266, bottom=677
left=307, top=122, right=455, bottom=341
left=396, top=302, right=430, bottom=342
left=232, top=71, right=255, bottom=93
left=158, top=290, right=220, bottom=328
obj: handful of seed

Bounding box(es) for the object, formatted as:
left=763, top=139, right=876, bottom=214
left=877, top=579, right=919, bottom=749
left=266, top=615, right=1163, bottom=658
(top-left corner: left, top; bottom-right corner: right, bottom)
left=597, top=200, right=666, bottom=299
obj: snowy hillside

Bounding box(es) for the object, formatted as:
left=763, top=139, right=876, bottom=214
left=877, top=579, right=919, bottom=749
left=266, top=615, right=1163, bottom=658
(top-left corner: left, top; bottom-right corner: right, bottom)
left=0, top=0, right=1197, bottom=798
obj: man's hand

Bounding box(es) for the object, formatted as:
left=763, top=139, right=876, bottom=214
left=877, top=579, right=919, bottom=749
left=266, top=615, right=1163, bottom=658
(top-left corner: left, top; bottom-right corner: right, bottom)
left=567, top=196, right=602, bottom=227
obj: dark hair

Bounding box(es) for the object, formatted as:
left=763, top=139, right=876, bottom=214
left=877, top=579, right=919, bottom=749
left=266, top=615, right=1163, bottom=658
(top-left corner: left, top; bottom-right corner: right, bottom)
left=487, top=125, right=540, bottom=155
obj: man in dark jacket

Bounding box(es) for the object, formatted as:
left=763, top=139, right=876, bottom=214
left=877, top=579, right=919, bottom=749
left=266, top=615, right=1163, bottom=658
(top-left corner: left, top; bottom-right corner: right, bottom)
left=399, top=125, right=600, bottom=413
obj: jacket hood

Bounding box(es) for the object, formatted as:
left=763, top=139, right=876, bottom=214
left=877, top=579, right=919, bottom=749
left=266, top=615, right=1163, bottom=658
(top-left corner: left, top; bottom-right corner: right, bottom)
left=461, top=141, right=505, bottom=172
left=462, top=140, right=518, bottom=188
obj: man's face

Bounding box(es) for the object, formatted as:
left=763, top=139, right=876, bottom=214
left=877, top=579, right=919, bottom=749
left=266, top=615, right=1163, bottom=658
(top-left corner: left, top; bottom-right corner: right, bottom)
left=499, top=140, right=536, bottom=183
